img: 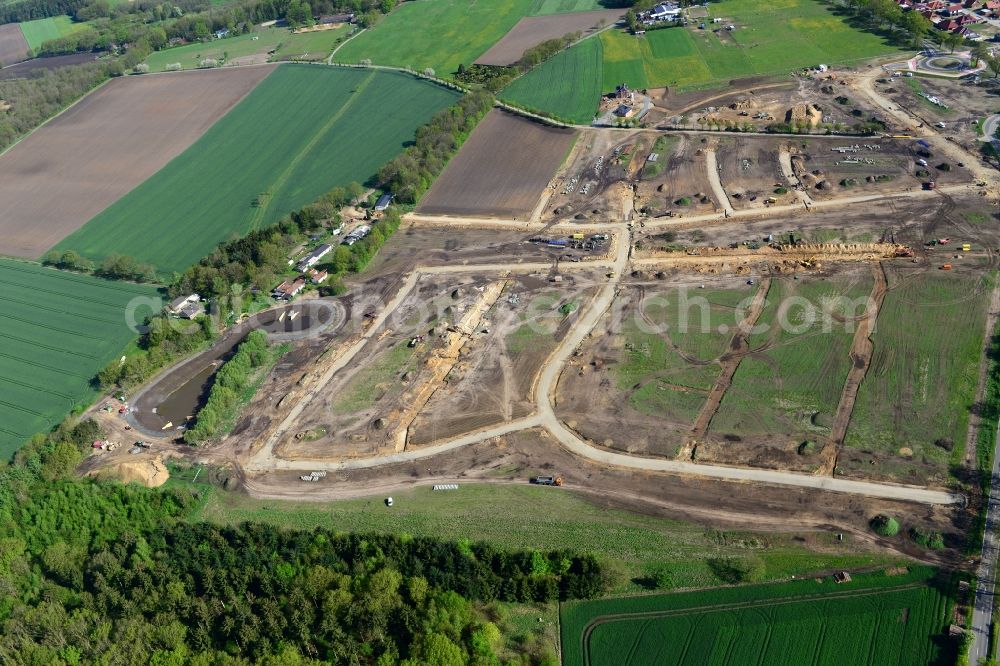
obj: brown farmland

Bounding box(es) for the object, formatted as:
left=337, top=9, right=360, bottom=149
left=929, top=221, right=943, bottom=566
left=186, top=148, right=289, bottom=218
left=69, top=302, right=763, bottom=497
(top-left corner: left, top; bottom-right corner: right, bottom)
left=474, top=9, right=623, bottom=65
left=416, top=110, right=576, bottom=218
left=0, top=24, right=29, bottom=68
left=0, top=65, right=274, bottom=259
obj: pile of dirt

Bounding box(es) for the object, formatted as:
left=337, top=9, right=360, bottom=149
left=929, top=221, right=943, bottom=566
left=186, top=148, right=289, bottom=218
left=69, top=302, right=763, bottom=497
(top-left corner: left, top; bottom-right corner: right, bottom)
left=90, top=455, right=170, bottom=487
left=786, top=103, right=822, bottom=128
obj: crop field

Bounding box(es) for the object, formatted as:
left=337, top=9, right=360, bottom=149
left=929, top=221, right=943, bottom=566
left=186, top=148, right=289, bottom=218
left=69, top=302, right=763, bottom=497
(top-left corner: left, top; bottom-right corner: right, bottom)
left=475, top=9, right=622, bottom=65
left=562, top=567, right=951, bottom=666
left=843, top=268, right=991, bottom=483
left=143, top=25, right=347, bottom=71
left=416, top=109, right=577, bottom=218
left=0, top=259, right=159, bottom=458
left=0, top=22, right=28, bottom=66
left=55, top=65, right=459, bottom=273
left=710, top=272, right=873, bottom=442
left=19, top=16, right=88, bottom=51
left=0, top=67, right=273, bottom=260
left=334, top=0, right=533, bottom=75
left=528, top=0, right=613, bottom=14
left=499, top=35, right=603, bottom=123
left=595, top=0, right=898, bottom=92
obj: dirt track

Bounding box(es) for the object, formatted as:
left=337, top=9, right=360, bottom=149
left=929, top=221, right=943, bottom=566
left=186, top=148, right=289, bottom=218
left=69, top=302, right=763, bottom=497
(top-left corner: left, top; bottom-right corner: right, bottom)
left=0, top=66, right=274, bottom=258
left=0, top=24, right=28, bottom=67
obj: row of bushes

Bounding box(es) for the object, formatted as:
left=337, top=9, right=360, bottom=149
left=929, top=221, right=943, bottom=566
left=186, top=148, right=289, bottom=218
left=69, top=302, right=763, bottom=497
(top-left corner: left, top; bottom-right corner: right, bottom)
left=42, top=249, right=157, bottom=282
left=184, top=330, right=273, bottom=443
left=377, top=90, right=494, bottom=203
left=455, top=30, right=582, bottom=92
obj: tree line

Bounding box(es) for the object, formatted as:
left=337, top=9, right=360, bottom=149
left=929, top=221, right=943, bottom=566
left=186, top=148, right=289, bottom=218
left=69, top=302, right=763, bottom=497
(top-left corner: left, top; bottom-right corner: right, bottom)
left=377, top=90, right=494, bottom=203
left=0, top=414, right=606, bottom=663
left=455, top=31, right=582, bottom=92
left=183, top=330, right=274, bottom=443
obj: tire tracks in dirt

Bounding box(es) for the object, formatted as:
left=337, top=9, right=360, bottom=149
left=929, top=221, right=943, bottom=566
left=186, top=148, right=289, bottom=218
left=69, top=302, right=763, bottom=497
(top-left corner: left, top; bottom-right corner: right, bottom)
left=686, top=276, right=772, bottom=450
left=827, top=262, right=888, bottom=475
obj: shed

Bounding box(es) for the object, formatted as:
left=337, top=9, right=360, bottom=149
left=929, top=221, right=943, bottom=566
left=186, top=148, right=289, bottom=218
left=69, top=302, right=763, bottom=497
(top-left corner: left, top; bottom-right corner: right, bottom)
left=374, top=193, right=393, bottom=211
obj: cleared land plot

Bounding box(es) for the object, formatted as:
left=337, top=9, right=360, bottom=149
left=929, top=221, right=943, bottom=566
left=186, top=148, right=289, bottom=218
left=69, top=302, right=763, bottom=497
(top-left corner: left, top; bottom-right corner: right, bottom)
left=596, top=0, right=898, bottom=92
left=556, top=280, right=757, bottom=457
left=474, top=9, right=622, bottom=65
left=144, top=25, right=347, bottom=71
left=0, top=259, right=159, bottom=458
left=19, top=16, right=87, bottom=52
left=56, top=65, right=459, bottom=273
left=635, top=134, right=720, bottom=215
left=705, top=270, right=874, bottom=469
left=716, top=137, right=796, bottom=210
left=334, top=0, right=534, bottom=75
left=416, top=110, right=576, bottom=218
left=0, top=66, right=272, bottom=260
left=562, top=567, right=950, bottom=666
left=842, top=268, right=992, bottom=484
left=499, top=35, right=603, bottom=123
left=0, top=22, right=28, bottom=66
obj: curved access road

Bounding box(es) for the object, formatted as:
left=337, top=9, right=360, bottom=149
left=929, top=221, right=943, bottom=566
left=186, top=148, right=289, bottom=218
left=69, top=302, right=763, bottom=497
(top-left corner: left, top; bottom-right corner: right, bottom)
left=246, top=221, right=959, bottom=506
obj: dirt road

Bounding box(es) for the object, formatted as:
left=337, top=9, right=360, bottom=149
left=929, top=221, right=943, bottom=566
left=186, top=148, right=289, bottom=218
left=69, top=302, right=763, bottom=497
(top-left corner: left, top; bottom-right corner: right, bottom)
left=704, top=148, right=734, bottom=216
left=778, top=146, right=815, bottom=207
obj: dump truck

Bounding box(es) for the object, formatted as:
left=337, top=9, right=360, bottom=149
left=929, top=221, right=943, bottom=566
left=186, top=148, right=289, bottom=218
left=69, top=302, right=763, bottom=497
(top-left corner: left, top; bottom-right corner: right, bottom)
left=531, top=475, right=563, bottom=486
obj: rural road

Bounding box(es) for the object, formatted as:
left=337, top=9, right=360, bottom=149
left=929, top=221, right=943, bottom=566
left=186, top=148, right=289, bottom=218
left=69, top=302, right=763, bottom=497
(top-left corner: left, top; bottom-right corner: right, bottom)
left=970, top=413, right=1000, bottom=663
left=778, top=146, right=815, bottom=207
left=980, top=113, right=1000, bottom=154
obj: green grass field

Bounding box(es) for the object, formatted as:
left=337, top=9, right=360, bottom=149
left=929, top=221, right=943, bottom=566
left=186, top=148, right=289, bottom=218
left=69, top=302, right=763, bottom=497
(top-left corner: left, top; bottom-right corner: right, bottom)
left=173, top=476, right=898, bottom=594
left=562, top=567, right=951, bottom=666
left=597, top=0, right=899, bottom=92
left=55, top=65, right=458, bottom=273
left=499, top=34, right=603, bottom=123
left=844, top=270, right=992, bottom=481
left=333, top=0, right=534, bottom=75
left=614, top=284, right=757, bottom=423
left=528, top=0, right=612, bottom=14
left=143, top=26, right=348, bottom=71
left=19, top=16, right=88, bottom=51
left=0, top=259, right=159, bottom=457
left=710, top=274, right=873, bottom=441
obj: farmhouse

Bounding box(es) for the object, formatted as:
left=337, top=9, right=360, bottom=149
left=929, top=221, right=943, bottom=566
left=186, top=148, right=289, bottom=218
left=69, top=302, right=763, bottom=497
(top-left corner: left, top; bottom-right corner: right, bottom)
left=273, top=277, right=306, bottom=300
left=166, top=294, right=204, bottom=319
left=296, top=243, right=332, bottom=271
left=642, top=2, right=681, bottom=23
left=308, top=268, right=328, bottom=284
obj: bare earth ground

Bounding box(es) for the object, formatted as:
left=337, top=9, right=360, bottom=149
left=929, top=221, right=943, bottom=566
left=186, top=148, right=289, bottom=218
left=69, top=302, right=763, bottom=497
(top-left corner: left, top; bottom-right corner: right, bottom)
left=0, top=66, right=274, bottom=258
left=416, top=110, right=577, bottom=219
left=473, top=9, right=623, bottom=66
left=0, top=52, right=103, bottom=79
left=0, top=23, right=28, bottom=68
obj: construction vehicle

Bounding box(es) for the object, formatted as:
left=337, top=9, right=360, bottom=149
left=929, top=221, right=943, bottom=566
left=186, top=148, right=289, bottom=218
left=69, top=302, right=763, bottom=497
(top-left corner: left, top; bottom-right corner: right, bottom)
left=923, top=181, right=936, bottom=190
left=962, top=243, right=971, bottom=252
left=941, top=263, right=953, bottom=270
left=531, top=475, right=563, bottom=486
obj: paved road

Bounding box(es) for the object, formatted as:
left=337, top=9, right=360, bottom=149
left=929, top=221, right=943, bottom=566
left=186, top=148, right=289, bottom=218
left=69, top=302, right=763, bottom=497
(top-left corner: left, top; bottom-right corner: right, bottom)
left=971, top=414, right=1000, bottom=663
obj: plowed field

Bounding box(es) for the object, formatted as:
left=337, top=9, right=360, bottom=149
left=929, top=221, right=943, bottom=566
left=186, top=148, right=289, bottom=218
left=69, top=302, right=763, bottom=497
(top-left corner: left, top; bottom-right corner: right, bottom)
left=416, top=109, right=576, bottom=218
left=0, top=23, right=28, bottom=66
left=474, top=9, right=622, bottom=65
left=0, top=66, right=273, bottom=259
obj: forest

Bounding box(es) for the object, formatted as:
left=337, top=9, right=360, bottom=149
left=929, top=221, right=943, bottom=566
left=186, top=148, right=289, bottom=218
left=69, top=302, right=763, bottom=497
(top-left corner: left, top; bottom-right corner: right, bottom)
left=0, top=61, right=111, bottom=153
left=0, top=418, right=605, bottom=663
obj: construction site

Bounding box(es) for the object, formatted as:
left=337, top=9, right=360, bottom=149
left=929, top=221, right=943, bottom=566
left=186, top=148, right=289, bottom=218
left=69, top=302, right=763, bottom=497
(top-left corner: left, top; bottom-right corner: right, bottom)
left=79, top=55, right=1000, bottom=585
